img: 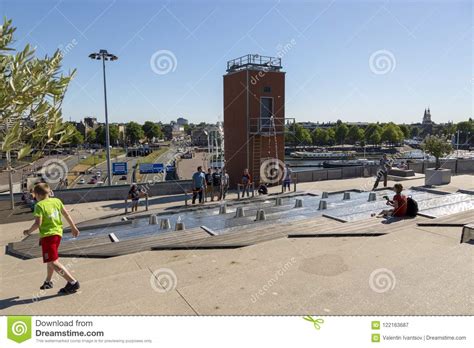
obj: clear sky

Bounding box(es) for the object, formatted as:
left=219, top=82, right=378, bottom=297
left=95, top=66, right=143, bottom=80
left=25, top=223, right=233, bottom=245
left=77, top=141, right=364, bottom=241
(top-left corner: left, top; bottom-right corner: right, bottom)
left=2, top=0, right=472, bottom=125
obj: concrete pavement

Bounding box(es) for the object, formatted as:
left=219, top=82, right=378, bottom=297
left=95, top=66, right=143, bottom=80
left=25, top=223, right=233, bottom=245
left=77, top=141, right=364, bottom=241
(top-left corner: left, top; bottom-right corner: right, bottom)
left=0, top=175, right=472, bottom=315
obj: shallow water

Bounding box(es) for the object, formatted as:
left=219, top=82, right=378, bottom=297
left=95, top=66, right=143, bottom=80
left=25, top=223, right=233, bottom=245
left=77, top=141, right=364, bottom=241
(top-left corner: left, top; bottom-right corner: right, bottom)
left=63, top=189, right=473, bottom=242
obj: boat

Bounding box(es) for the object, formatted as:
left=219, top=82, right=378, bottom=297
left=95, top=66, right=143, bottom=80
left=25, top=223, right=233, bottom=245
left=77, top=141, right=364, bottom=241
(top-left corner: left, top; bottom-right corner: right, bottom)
left=322, top=159, right=377, bottom=168
left=290, top=151, right=354, bottom=160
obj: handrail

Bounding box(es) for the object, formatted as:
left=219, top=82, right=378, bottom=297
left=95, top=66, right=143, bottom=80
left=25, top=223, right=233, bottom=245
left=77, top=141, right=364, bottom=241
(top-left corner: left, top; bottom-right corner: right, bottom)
left=248, top=117, right=294, bottom=134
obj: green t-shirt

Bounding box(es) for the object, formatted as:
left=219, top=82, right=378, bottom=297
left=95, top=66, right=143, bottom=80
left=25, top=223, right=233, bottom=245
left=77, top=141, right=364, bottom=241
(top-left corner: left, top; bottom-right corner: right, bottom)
left=33, top=197, right=64, bottom=238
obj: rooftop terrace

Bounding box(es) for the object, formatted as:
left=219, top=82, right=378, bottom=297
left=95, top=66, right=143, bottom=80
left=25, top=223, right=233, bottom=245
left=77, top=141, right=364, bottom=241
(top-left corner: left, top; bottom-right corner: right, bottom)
left=226, top=54, right=282, bottom=73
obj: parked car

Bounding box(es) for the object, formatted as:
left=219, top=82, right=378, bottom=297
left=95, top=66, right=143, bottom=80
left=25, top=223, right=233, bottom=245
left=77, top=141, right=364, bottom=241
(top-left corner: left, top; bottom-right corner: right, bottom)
left=78, top=178, right=85, bottom=184
left=120, top=175, right=127, bottom=180
left=88, top=178, right=97, bottom=184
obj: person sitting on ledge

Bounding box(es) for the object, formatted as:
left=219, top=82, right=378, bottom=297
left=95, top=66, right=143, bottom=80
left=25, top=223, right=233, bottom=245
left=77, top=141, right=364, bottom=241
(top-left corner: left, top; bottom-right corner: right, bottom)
left=397, top=161, right=408, bottom=170
left=257, top=182, right=268, bottom=195
left=375, top=183, right=407, bottom=218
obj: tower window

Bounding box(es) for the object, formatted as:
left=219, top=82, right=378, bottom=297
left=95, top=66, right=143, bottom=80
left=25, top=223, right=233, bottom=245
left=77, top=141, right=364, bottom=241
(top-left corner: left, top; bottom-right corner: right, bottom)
left=263, top=86, right=271, bottom=93
left=260, top=97, right=273, bottom=131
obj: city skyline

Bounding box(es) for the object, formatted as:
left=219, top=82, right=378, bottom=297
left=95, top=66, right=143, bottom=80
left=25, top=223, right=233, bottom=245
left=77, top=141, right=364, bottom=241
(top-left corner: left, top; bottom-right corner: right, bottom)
left=2, top=0, right=472, bottom=124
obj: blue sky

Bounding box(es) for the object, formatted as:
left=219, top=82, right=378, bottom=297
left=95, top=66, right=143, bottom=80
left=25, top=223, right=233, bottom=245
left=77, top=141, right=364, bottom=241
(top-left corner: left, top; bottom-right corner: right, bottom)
left=2, top=0, right=472, bottom=124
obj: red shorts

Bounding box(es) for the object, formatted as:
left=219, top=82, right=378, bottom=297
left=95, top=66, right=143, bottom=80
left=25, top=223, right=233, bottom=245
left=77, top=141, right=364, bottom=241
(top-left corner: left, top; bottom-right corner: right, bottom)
left=40, top=235, right=62, bottom=263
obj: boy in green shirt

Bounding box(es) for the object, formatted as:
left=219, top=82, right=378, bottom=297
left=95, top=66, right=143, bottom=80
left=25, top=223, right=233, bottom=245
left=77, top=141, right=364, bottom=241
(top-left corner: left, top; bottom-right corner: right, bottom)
left=23, top=183, right=81, bottom=294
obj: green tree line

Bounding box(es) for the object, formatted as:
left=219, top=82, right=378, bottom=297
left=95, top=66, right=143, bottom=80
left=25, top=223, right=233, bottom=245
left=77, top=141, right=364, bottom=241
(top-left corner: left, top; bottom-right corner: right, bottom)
left=285, top=119, right=473, bottom=147
left=71, top=121, right=164, bottom=146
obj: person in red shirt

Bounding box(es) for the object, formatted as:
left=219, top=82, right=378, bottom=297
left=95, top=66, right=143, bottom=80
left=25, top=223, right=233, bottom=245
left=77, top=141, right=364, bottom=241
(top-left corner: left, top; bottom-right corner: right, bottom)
left=376, top=183, right=407, bottom=218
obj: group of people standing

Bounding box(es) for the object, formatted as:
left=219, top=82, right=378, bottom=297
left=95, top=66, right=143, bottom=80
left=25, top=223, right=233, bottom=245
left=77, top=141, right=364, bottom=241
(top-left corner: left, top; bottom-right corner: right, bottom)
left=191, top=163, right=293, bottom=204
left=191, top=167, right=230, bottom=204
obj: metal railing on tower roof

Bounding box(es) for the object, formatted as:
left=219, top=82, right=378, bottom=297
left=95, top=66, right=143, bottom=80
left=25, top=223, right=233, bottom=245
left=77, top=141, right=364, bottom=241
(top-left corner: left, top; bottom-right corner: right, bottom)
left=226, top=54, right=282, bottom=73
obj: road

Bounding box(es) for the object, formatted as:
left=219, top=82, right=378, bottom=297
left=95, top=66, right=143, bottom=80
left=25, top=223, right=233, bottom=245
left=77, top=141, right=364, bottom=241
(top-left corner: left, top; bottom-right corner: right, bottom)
left=140, top=146, right=178, bottom=184
left=72, top=155, right=139, bottom=188
left=72, top=147, right=177, bottom=188
left=0, top=151, right=88, bottom=194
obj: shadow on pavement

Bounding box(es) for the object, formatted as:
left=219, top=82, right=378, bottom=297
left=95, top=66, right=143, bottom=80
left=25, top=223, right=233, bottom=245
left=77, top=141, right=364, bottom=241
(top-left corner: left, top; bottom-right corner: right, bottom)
left=0, top=294, right=63, bottom=310
left=0, top=201, right=33, bottom=224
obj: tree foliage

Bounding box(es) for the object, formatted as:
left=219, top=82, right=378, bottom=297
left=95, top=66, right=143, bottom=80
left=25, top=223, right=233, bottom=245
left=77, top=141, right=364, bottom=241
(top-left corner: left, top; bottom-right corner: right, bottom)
left=364, top=124, right=382, bottom=145
left=95, top=124, right=120, bottom=145
left=0, top=18, right=76, bottom=161
left=142, top=121, right=163, bottom=141
left=334, top=123, right=348, bottom=145
left=125, top=121, right=144, bottom=144
left=286, top=123, right=311, bottom=145
left=399, top=124, right=410, bottom=138
left=69, top=128, right=84, bottom=146
left=380, top=123, right=404, bottom=146
left=346, top=125, right=364, bottom=144
left=312, top=128, right=328, bottom=146
left=422, top=135, right=453, bottom=169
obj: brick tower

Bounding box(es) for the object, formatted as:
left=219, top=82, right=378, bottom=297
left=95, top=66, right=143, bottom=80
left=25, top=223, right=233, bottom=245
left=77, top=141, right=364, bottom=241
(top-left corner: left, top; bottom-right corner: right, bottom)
left=223, top=54, right=286, bottom=187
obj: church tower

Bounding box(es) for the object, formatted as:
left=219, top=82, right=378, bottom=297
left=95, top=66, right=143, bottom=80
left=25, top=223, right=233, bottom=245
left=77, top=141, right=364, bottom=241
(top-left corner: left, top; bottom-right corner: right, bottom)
left=422, top=107, right=433, bottom=135
left=422, top=108, right=432, bottom=125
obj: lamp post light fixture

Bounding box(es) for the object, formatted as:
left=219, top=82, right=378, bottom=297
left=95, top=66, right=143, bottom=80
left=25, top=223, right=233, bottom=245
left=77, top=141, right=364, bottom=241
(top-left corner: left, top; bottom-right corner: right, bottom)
left=88, top=49, right=118, bottom=186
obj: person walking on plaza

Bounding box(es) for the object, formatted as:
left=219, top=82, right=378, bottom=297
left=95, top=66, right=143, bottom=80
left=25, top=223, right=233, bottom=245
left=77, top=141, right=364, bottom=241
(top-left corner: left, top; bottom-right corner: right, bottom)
left=372, top=153, right=392, bottom=190
left=282, top=163, right=292, bottom=192
left=212, top=168, right=222, bottom=201
left=205, top=168, right=213, bottom=202
left=241, top=168, right=252, bottom=198
left=192, top=166, right=206, bottom=204
left=221, top=168, right=230, bottom=199
left=23, top=183, right=81, bottom=294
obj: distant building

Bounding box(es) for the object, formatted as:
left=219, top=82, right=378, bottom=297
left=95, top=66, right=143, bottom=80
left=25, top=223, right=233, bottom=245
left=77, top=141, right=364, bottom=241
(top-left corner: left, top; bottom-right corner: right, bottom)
left=422, top=108, right=433, bottom=125
left=111, top=123, right=126, bottom=145
left=172, top=124, right=185, bottom=138
left=83, top=117, right=98, bottom=129
left=82, top=116, right=99, bottom=140
left=0, top=117, right=35, bottom=132
left=223, top=54, right=286, bottom=184
left=191, top=128, right=208, bottom=146
left=177, top=117, right=188, bottom=126
left=422, top=108, right=434, bottom=135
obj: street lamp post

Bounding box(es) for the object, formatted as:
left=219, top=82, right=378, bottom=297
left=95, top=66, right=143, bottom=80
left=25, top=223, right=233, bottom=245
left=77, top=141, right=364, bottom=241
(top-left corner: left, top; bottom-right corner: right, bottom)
left=89, top=49, right=118, bottom=186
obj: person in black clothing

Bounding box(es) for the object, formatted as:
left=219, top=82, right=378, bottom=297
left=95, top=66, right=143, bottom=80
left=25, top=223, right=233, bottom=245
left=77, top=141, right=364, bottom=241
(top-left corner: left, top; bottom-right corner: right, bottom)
left=212, top=168, right=222, bottom=201
left=221, top=169, right=230, bottom=199
left=257, top=182, right=268, bottom=195
left=205, top=168, right=213, bottom=202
